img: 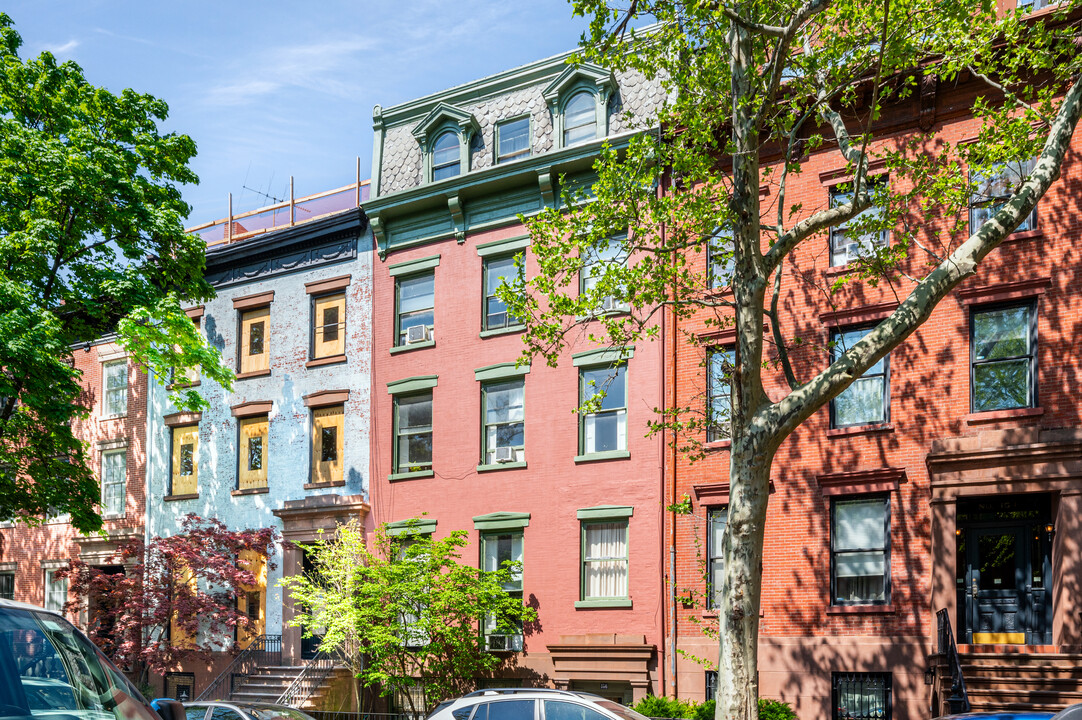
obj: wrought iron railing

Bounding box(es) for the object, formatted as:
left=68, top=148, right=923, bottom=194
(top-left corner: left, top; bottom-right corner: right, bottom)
left=195, top=634, right=282, bottom=701
left=276, top=648, right=337, bottom=708
left=935, top=608, right=970, bottom=715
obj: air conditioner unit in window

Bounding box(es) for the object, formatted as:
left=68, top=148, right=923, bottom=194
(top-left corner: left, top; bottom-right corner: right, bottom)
left=485, top=634, right=523, bottom=652
left=494, top=446, right=515, bottom=463
left=600, top=295, right=616, bottom=312
left=405, top=325, right=429, bottom=344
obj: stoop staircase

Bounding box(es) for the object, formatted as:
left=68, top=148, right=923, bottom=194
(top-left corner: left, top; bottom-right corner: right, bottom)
left=960, top=651, right=1082, bottom=714
left=230, top=665, right=308, bottom=703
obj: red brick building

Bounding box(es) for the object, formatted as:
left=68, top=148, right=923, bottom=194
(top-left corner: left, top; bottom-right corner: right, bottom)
left=664, top=52, right=1082, bottom=720
left=0, top=338, right=147, bottom=620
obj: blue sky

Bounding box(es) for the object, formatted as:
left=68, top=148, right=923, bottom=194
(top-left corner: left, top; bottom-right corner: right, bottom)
left=8, top=1, right=590, bottom=225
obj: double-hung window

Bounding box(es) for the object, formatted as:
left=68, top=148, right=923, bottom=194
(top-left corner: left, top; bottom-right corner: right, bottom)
left=170, top=425, right=199, bottom=496
left=708, top=228, right=735, bottom=290
left=483, top=256, right=521, bottom=331
left=238, top=415, right=269, bottom=490
left=394, top=393, right=433, bottom=474
left=312, top=293, right=346, bottom=360
left=0, top=571, right=14, bottom=601
left=396, top=273, right=435, bottom=347
left=44, top=569, right=67, bottom=614
left=707, top=507, right=728, bottom=609
left=832, top=673, right=892, bottom=720
left=579, top=365, right=627, bottom=456
left=101, top=449, right=126, bottom=519
left=707, top=349, right=733, bottom=442
left=311, top=404, right=344, bottom=485
left=239, top=307, right=270, bottom=374
left=831, top=496, right=890, bottom=605
left=581, top=240, right=627, bottom=314
left=496, top=117, right=530, bottom=163
left=481, top=532, right=524, bottom=651
left=829, top=178, right=888, bottom=266
left=482, top=380, right=524, bottom=465
left=103, top=361, right=127, bottom=417
left=431, top=130, right=460, bottom=181
left=969, top=159, right=1037, bottom=235
left=971, top=303, right=1037, bottom=413
left=830, top=327, right=889, bottom=428
left=563, top=91, right=598, bottom=146
left=579, top=516, right=630, bottom=604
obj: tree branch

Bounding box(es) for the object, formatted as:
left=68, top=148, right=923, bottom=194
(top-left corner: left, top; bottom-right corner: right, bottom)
left=759, top=0, right=833, bottom=115
left=720, top=5, right=788, bottom=37
left=768, top=260, right=800, bottom=391
left=766, top=76, right=1082, bottom=440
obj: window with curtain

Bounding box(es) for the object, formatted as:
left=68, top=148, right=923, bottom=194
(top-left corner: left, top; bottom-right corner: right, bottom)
left=707, top=507, right=728, bottom=609
left=832, top=672, right=891, bottom=720
left=830, top=327, right=889, bottom=428
left=832, top=497, right=890, bottom=605
left=581, top=521, right=628, bottom=600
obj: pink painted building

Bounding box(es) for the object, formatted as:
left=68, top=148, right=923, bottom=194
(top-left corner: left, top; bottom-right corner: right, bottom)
left=365, top=50, right=669, bottom=703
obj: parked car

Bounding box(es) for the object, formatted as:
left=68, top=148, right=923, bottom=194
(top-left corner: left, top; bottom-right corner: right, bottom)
left=0, top=597, right=177, bottom=720
left=183, top=702, right=320, bottom=720
left=937, top=704, right=1082, bottom=720
left=426, top=688, right=650, bottom=720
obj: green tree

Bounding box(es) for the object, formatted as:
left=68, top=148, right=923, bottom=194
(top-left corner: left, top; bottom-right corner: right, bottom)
left=281, top=520, right=537, bottom=716
left=503, top=2, right=1082, bottom=719
left=0, top=14, right=230, bottom=532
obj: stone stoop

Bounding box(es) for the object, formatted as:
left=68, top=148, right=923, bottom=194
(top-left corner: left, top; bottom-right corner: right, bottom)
left=961, top=652, right=1082, bottom=713
left=229, top=666, right=306, bottom=704
left=302, top=668, right=357, bottom=710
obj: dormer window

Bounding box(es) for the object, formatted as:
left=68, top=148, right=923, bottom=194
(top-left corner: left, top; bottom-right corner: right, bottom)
left=563, top=91, right=597, bottom=146
left=432, top=130, right=461, bottom=181
left=412, top=102, right=480, bottom=184
left=543, top=62, right=616, bottom=150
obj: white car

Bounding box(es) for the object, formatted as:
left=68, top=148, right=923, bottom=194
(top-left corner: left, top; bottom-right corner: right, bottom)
left=426, top=689, right=650, bottom=720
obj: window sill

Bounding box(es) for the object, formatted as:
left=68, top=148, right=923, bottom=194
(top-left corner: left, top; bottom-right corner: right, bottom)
left=1001, top=228, right=1043, bottom=244
left=304, top=480, right=346, bottom=490
left=825, top=264, right=856, bottom=278
left=389, top=469, right=434, bottom=482
left=479, top=325, right=525, bottom=339
left=390, top=340, right=435, bottom=355
left=477, top=461, right=527, bottom=473
left=826, top=423, right=894, bottom=438
left=574, top=450, right=631, bottom=464
left=102, top=514, right=126, bottom=521
left=704, top=439, right=731, bottom=451
left=100, top=414, right=127, bottom=421
left=827, top=603, right=895, bottom=615
left=236, top=369, right=271, bottom=380
left=163, top=494, right=199, bottom=502
left=575, top=598, right=633, bottom=609
left=231, top=487, right=269, bottom=496
left=964, top=406, right=1043, bottom=425
left=306, top=354, right=347, bottom=369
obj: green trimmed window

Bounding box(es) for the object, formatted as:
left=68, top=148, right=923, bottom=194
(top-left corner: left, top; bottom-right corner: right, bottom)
left=579, top=365, right=626, bottom=455
left=497, top=117, right=530, bottom=163
left=581, top=521, right=628, bottom=600
left=580, top=240, right=628, bottom=314
left=394, top=393, right=433, bottom=473
left=483, top=256, right=520, bottom=331
left=396, top=273, right=435, bottom=346
left=482, top=379, right=524, bottom=465
left=563, top=91, right=597, bottom=146
left=431, top=130, right=460, bottom=181
left=481, top=532, right=524, bottom=651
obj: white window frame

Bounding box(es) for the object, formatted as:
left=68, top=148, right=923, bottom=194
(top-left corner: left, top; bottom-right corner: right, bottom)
left=44, top=569, right=68, bottom=614
left=100, top=448, right=127, bottom=519
left=102, top=360, right=128, bottom=418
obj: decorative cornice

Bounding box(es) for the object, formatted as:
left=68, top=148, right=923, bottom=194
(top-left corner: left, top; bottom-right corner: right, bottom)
left=303, top=389, right=350, bottom=407
left=231, top=400, right=273, bottom=418
left=163, top=412, right=202, bottom=428
left=387, top=375, right=439, bottom=395
left=820, top=302, right=899, bottom=328
left=385, top=518, right=437, bottom=536
left=475, top=362, right=531, bottom=382
left=693, top=481, right=775, bottom=503
left=956, top=277, right=1051, bottom=306
left=542, top=63, right=617, bottom=106
left=411, top=102, right=481, bottom=142
left=572, top=346, right=635, bottom=367
left=473, top=512, right=531, bottom=531
left=305, top=274, right=351, bottom=295
left=232, top=290, right=275, bottom=310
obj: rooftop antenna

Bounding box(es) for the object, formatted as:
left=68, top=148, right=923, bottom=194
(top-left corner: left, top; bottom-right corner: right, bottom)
left=242, top=184, right=286, bottom=205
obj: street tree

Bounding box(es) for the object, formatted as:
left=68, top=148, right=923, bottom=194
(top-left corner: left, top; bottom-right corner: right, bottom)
left=60, top=515, right=278, bottom=684
left=281, top=520, right=537, bottom=716
left=502, top=1, right=1082, bottom=718
left=0, top=14, right=230, bottom=532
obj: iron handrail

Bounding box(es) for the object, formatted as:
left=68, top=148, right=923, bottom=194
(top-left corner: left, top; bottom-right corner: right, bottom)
left=195, top=634, right=283, bottom=701
left=276, top=648, right=337, bottom=708
left=936, top=608, right=971, bottom=714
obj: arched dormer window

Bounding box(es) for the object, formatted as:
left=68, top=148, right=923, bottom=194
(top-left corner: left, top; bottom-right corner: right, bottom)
left=431, top=130, right=460, bottom=181
left=563, top=91, right=597, bottom=146
left=543, top=63, right=617, bottom=150
left=411, top=102, right=480, bottom=184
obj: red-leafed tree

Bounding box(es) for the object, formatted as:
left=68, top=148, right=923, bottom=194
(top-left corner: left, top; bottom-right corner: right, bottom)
left=60, top=514, right=278, bottom=682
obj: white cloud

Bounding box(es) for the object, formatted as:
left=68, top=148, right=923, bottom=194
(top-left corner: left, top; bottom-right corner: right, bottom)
left=42, top=39, right=79, bottom=56
left=203, top=36, right=377, bottom=106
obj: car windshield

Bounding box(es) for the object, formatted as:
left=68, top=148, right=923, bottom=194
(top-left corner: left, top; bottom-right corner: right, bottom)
left=595, top=702, right=649, bottom=720
left=0, top=606, right=149, bottom=720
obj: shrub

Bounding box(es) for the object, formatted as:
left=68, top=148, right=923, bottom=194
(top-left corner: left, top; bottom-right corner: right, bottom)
left=693, top=700, right=715, bottom=720
left=632, top=696, right=695, bottom=718
left=758, top=698, right=797, bottom=720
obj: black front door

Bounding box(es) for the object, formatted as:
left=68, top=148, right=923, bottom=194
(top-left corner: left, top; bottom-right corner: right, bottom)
left=957, top=495, right=1052, bottom=645
left=300, top=549, right=324, bottom=659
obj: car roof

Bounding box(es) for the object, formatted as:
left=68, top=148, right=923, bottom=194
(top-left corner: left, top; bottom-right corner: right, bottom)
left=0, top=598, right=66, bottom=616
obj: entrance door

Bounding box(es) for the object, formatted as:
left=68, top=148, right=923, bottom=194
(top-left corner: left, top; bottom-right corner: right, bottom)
left=300, top=549, right=323, bottom=659
left=957, top=494, right=1053, bottom=645
left=968, top=526, right=1026, bottom=644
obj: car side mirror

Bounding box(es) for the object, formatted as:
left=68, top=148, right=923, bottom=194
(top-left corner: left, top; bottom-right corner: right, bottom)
left=152, top=698, right=187, bottom=720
